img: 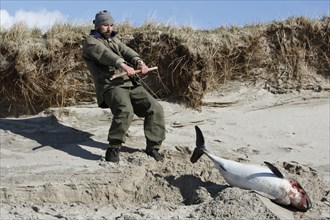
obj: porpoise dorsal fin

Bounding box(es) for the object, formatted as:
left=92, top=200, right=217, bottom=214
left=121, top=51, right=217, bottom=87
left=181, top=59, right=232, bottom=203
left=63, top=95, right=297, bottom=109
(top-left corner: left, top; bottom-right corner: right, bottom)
left=264, top=161, right=284, bottom=178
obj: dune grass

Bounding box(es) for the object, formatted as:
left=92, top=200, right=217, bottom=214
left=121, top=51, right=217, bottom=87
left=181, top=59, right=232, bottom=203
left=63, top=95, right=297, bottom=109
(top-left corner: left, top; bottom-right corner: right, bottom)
left=0, top=16, right=329, bottom=117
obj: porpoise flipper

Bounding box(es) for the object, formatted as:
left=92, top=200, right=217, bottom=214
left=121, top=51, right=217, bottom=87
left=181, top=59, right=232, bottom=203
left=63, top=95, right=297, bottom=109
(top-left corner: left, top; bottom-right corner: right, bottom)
left=253, top=190, right=277, bottom=200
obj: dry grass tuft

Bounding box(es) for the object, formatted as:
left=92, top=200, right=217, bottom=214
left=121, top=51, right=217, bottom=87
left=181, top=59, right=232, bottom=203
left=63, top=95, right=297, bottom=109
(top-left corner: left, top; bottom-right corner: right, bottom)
left=1, top=16, right=329, bottom=117
left=0, top=23, right=94, bottom=117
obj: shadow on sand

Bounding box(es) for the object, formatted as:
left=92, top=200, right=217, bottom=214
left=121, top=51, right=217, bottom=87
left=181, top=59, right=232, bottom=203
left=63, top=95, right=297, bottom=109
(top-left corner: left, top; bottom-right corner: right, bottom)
left=0, top=115, right=109, bottom=160
left=165, top=174, right=228, bottom=205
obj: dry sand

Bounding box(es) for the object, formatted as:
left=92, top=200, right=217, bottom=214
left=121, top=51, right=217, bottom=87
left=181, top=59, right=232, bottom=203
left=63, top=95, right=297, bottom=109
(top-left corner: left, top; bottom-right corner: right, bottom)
left=1, top=82, right=329, bottom=220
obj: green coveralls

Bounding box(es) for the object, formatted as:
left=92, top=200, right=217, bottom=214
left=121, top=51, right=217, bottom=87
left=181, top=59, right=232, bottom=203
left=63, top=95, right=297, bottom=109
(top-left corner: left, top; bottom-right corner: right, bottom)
left=82, top=30, right=165, bottom=150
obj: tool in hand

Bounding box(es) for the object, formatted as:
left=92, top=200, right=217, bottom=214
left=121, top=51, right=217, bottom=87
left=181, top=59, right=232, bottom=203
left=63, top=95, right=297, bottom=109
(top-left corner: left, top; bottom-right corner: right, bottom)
left=110, top=66, right=158, bottom=80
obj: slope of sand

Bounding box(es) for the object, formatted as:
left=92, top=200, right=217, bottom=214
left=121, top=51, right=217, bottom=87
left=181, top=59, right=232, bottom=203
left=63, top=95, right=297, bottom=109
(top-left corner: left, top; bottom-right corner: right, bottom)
left=1, top=83, right=329, bottom=219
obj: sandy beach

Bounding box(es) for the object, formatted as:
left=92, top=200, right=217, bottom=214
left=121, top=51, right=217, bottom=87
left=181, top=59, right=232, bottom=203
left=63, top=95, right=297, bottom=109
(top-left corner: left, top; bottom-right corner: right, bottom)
left=1, top=82, right=329, bottom=219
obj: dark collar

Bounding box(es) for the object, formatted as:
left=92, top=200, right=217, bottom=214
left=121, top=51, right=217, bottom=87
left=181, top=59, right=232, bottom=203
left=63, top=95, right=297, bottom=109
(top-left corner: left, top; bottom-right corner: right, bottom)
left=90, top=30, right=117, bottom=39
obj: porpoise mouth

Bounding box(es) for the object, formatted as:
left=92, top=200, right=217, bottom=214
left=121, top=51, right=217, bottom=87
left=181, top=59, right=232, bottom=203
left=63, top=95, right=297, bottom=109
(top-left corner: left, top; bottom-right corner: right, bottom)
left=300, top=193, right=312, bottom=211
left=289, top=178, right=312, bottom=212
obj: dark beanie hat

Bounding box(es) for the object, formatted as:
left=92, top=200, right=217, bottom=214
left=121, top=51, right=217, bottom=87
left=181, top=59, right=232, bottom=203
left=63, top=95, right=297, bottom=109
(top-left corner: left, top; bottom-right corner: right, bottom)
left=93, top=10, right=114, bottom=26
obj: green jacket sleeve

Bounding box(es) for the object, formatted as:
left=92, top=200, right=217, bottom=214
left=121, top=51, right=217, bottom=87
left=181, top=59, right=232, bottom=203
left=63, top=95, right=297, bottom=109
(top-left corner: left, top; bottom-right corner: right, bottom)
left=82, top=35, right=140, bottom=68
left=113, top=37, right=141, bottom=67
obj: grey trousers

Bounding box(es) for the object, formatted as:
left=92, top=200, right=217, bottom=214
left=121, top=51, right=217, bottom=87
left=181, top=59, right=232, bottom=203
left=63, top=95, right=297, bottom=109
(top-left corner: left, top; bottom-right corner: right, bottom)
left=104, top=85, right=166, bottom=150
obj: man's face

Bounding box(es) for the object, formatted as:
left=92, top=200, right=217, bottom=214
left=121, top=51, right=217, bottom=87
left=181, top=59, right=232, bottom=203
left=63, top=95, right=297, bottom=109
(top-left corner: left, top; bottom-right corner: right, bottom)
left=98, top=23, right=114, bottom=38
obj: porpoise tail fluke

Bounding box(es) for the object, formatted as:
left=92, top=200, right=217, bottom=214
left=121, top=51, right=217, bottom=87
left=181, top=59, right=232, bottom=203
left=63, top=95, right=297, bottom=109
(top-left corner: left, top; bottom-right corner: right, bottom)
left=190, top=126, right=206, bottom=163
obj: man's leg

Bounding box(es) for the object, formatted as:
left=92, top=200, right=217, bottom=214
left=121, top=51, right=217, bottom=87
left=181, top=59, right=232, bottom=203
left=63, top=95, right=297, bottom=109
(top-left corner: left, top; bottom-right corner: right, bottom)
left=104, top=87, right=134, bottom=162
left=130, top=86, right=166, bottom=160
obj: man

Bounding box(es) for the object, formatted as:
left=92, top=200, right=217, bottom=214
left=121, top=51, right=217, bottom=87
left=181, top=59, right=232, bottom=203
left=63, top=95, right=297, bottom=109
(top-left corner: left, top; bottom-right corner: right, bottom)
left=82, top=10, right=166, bottom=162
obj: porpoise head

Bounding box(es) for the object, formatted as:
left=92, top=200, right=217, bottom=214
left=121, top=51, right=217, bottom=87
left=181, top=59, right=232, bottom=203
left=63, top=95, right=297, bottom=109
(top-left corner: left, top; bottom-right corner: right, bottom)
left=264, top=161, right=312, bottom=211
left=287, top=178, right=312, bottom=211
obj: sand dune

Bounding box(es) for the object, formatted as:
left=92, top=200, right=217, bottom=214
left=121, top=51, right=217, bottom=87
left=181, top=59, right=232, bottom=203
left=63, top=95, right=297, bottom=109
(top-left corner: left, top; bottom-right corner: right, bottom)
left=1, top=83, right=329, bottom=219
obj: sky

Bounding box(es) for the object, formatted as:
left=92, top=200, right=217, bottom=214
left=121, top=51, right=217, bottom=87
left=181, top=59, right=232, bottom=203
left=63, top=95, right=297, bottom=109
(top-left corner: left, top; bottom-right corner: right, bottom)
left=1, top=0, right=329, bottom=32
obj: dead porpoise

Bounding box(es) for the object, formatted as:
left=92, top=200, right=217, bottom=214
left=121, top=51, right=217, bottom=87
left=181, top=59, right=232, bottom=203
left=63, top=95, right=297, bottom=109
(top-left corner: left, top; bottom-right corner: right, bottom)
left=190, top=126, right=312, bottom=211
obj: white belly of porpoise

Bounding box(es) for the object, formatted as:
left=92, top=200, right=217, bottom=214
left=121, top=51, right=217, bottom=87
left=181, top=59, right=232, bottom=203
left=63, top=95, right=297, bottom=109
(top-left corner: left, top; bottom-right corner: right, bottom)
left=206, top=153, right=291, bottom=205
